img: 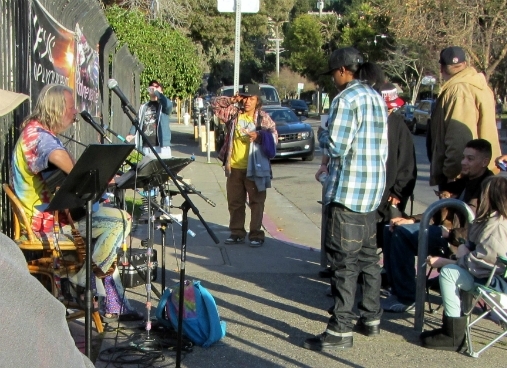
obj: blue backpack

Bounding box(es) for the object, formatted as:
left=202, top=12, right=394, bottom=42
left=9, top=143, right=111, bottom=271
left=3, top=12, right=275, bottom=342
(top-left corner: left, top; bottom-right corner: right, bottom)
left=156, top=280, right=226, bottom=347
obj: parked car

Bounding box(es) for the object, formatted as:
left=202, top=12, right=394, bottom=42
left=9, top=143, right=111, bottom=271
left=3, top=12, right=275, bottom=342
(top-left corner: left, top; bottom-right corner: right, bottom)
left=400, top=104, right=415, bottom=123
left=212, top=84, right=282, bottom=151
left=263, top=106, right=315, bottom=161
left=409, top=99, right=436, bottom=134
left=282, top=99, right=309, bottom=118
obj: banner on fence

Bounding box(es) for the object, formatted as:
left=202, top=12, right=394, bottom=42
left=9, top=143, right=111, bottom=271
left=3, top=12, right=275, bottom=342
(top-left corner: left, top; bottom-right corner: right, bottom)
left=75, top=24, right=100, bottom=116
left=31, top=0, right=75, bottom=99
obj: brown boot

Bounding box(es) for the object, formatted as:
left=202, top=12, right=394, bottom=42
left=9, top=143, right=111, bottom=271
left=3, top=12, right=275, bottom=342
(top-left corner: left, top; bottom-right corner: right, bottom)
left=421, top=315, right=467, bottom=351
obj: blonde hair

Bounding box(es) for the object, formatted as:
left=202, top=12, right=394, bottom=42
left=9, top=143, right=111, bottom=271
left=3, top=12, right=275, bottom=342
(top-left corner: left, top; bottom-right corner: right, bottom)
left=21, top=84, right=73, bottom=132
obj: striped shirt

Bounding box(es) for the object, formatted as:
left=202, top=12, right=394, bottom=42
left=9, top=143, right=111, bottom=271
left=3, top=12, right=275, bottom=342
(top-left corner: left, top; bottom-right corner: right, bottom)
left=319, top=80, right=388, bottom=213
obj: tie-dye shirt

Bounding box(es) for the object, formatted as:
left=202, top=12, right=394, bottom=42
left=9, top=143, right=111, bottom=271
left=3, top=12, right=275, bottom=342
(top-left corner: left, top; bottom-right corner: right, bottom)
left=11, top=120, right=68, bottom=235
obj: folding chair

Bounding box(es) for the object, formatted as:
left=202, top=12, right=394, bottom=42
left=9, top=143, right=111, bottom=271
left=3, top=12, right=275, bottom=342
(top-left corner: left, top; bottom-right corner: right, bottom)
left=465, top=255, right=507, bottom=357
left=2, top=183, right=103, bottom=333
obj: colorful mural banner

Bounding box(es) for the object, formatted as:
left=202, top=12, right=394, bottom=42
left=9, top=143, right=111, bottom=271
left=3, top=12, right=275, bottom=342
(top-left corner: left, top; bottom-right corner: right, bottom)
left=75, top=24, right=101, bottom=116
left=31, top=0, right=75, bottom=99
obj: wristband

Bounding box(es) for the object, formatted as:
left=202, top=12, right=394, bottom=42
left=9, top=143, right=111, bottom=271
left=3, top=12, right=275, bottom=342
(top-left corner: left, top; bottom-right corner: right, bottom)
left=320, top=163, right=327, bottom=167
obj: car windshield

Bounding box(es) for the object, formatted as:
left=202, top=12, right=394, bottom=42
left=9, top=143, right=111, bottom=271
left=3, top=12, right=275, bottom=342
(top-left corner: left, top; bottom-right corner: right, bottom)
left=291, top=100, right=307, bottom=108
left=407, top=106, right=415, bottom=112
left=266, top=109, right=299, bottom=123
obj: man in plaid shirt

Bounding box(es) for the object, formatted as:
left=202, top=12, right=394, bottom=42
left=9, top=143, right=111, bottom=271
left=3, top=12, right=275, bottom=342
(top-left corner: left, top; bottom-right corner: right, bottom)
left=304, top=47, right=388, bottom=351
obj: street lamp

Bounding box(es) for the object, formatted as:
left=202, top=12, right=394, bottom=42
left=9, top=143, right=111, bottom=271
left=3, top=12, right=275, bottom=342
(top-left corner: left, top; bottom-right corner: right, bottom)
left=373, top=34, right=387, bottom=45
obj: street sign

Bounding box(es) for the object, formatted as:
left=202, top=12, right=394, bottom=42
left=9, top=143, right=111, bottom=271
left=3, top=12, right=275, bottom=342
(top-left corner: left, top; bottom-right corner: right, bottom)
left=217, top=0, right=259, bottom=13
left=298, top=83, right=304, bottom=90
left=421, top=76, right=436, bottom=85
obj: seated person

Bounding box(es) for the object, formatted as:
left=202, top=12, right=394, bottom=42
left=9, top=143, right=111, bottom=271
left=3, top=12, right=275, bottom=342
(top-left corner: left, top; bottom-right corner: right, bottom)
left=382, top=139, right=494, bottom=312
left=0, top=232, right=94, bottom=367
left=11, top=84, right=141, bottom=322
left=421, top=175, right=507, bottom=351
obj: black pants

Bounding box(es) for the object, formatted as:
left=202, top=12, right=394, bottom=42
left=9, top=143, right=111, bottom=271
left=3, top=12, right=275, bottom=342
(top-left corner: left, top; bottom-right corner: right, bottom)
left=326, top=204, right=382, bottom=334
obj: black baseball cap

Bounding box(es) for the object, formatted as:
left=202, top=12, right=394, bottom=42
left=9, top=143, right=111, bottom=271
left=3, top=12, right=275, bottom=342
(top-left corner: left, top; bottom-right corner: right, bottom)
left=238, top=83, right=261, bottom=97
left=321, top=47, right=364, bottom=75
left=439, top=46, right=466, bottom=66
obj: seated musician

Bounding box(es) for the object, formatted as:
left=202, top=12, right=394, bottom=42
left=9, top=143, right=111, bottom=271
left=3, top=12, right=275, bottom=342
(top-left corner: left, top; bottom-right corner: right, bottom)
left=381, top=139, right=493, bottom=313
left=11, top=84, right=141, bottom=322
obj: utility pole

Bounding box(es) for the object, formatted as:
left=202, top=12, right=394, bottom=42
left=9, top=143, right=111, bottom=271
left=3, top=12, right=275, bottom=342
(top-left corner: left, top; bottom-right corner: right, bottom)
left=268, top=38, right=283, bottom=77
left=233, top=0, right=242, bottom=93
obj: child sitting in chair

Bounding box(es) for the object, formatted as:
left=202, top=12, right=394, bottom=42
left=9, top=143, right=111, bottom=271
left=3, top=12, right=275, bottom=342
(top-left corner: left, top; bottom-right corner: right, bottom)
left=422, top=175, right=507, bottom=351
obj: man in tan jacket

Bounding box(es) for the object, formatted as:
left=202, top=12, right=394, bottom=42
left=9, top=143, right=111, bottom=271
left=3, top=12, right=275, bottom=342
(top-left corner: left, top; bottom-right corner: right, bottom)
left=427, top=46, right=500, bottom=189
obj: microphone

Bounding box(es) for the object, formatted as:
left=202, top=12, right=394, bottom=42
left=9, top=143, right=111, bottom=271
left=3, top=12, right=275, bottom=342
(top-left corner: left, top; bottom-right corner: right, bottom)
left=107, top=79, right=137, bottom=114
left=79, top=111, right=112, bottom=143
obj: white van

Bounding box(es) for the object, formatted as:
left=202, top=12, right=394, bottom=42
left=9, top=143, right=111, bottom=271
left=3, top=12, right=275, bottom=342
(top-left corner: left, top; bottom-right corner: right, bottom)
left=217, top=83, right=281, bottom=106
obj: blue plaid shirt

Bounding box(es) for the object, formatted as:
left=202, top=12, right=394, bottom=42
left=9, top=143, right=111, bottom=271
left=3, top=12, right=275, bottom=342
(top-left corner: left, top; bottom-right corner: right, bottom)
left=319, top=80, right=388, bottom=213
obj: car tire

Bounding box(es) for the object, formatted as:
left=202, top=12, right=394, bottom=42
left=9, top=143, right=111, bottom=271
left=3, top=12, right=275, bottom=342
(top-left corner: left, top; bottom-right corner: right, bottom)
left=302, top=152, right=314, bottom=162
left=411, top=119, right=419, bottom=135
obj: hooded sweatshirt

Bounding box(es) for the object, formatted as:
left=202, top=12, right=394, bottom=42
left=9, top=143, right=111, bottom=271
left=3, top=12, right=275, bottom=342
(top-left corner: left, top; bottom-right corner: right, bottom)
left=427, top=66, right=500, bottom=187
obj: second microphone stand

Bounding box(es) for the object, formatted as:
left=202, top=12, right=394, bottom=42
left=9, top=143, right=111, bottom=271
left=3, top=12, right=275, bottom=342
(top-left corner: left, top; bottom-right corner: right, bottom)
left=118, top=102, right=219, bottom=366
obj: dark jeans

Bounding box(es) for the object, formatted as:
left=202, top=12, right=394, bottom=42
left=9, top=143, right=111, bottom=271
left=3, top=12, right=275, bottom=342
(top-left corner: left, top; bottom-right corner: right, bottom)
left=326, top=204, right=382, bottom=333
left=383, top=223, right=449, bottom=304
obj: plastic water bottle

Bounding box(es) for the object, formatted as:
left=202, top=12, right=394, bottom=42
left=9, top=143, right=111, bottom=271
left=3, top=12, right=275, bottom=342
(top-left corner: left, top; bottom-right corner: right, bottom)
left=318, top=172, right=328, bottom=185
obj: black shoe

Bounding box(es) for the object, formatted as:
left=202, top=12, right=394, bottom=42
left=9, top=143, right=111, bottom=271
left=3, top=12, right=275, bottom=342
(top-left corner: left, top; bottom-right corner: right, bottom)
left=354, top=320, right=380, bottom=337
left=303, top=332, right=353, bottom=351
left=319, top=267, right=333, bottom=278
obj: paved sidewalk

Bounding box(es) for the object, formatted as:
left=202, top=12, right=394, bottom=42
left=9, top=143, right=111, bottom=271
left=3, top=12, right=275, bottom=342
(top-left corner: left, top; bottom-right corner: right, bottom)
left=70, top=120, right=507, bottom=367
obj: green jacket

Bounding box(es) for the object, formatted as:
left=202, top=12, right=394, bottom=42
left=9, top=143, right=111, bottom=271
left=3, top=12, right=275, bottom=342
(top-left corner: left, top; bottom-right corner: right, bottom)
left=427, top=66, right=500, bottom=187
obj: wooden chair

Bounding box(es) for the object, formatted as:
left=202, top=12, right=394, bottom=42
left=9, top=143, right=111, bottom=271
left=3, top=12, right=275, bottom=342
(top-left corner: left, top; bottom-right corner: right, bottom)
left=2, top=183, right=103, bottom=333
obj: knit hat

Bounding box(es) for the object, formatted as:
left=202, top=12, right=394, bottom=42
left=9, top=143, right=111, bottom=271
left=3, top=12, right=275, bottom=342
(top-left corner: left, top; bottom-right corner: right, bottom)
left=439, top=46, right=466, bottom=66
left=321, top=47, right=364, bottom=75
left=0, top=89, right=28, bottom=116
left=378, top=82, right=404, bottom=109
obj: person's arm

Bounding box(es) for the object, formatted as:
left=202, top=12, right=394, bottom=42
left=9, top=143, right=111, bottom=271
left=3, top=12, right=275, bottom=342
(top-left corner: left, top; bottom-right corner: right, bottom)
left=156, top=91, right=172, bottom=115
left=318, top=97, right=356, bottom=159
left=211, top=96, right=240, bottom=125
left=441, top=90, right=475, bottom=181
left=48, top=149, right=74, bottom=174
left=392, top=116, right=417, bottom=200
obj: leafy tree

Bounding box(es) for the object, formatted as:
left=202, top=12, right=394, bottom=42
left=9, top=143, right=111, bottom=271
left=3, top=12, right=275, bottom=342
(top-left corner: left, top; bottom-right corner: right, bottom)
left=267, top=67, right=316, bottom=98
left=284, top=14, right=326, bottom=82
left=105, top=5, right=202, bottom=98
left=377, top=0, right=507, bottom=82
left=290, top=0, right=314, bottom=20
left=378, top=42, right=437, bottom=104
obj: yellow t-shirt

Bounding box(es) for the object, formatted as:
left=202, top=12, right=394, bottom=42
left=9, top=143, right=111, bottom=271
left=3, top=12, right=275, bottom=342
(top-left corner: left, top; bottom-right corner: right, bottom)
left=230, top=113, right=256, bottom=169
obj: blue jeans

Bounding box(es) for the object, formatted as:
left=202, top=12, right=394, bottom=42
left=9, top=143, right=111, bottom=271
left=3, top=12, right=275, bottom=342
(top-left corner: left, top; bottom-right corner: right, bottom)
left=383, top=223, right=449, bottom=304
left=326, top=205, right=382, bottom=333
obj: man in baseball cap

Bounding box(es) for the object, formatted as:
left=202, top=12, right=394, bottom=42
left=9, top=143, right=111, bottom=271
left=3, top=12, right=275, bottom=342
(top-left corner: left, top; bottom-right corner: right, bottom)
left=438, top=46, right=466, bottom=66
left=427, top=46, right=500, bottom=189
left=0, top=89, right=28, bottom=116
left=321, top=47, right=364, bottom=75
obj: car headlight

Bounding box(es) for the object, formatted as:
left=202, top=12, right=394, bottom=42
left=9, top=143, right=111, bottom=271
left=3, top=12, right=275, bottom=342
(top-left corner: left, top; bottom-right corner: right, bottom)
left=299, top=131, right=310, bottom=140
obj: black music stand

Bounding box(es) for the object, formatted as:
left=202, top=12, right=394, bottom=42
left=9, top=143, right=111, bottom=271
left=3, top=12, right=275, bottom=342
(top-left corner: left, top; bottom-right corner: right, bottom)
left=114, top=156, right=192, bottom=190
left=46, top=144, right=134, bottom=358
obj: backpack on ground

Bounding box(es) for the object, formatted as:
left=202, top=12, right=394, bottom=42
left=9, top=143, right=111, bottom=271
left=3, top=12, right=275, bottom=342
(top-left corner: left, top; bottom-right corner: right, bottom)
left=156, top=280, right=226, bottom=347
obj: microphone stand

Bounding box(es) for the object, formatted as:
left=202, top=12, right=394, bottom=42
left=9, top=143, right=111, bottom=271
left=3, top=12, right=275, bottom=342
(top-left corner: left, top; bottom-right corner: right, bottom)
left=118, top=103, right=219, bottom=363
left=58, top=134, right=88, bottom=148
